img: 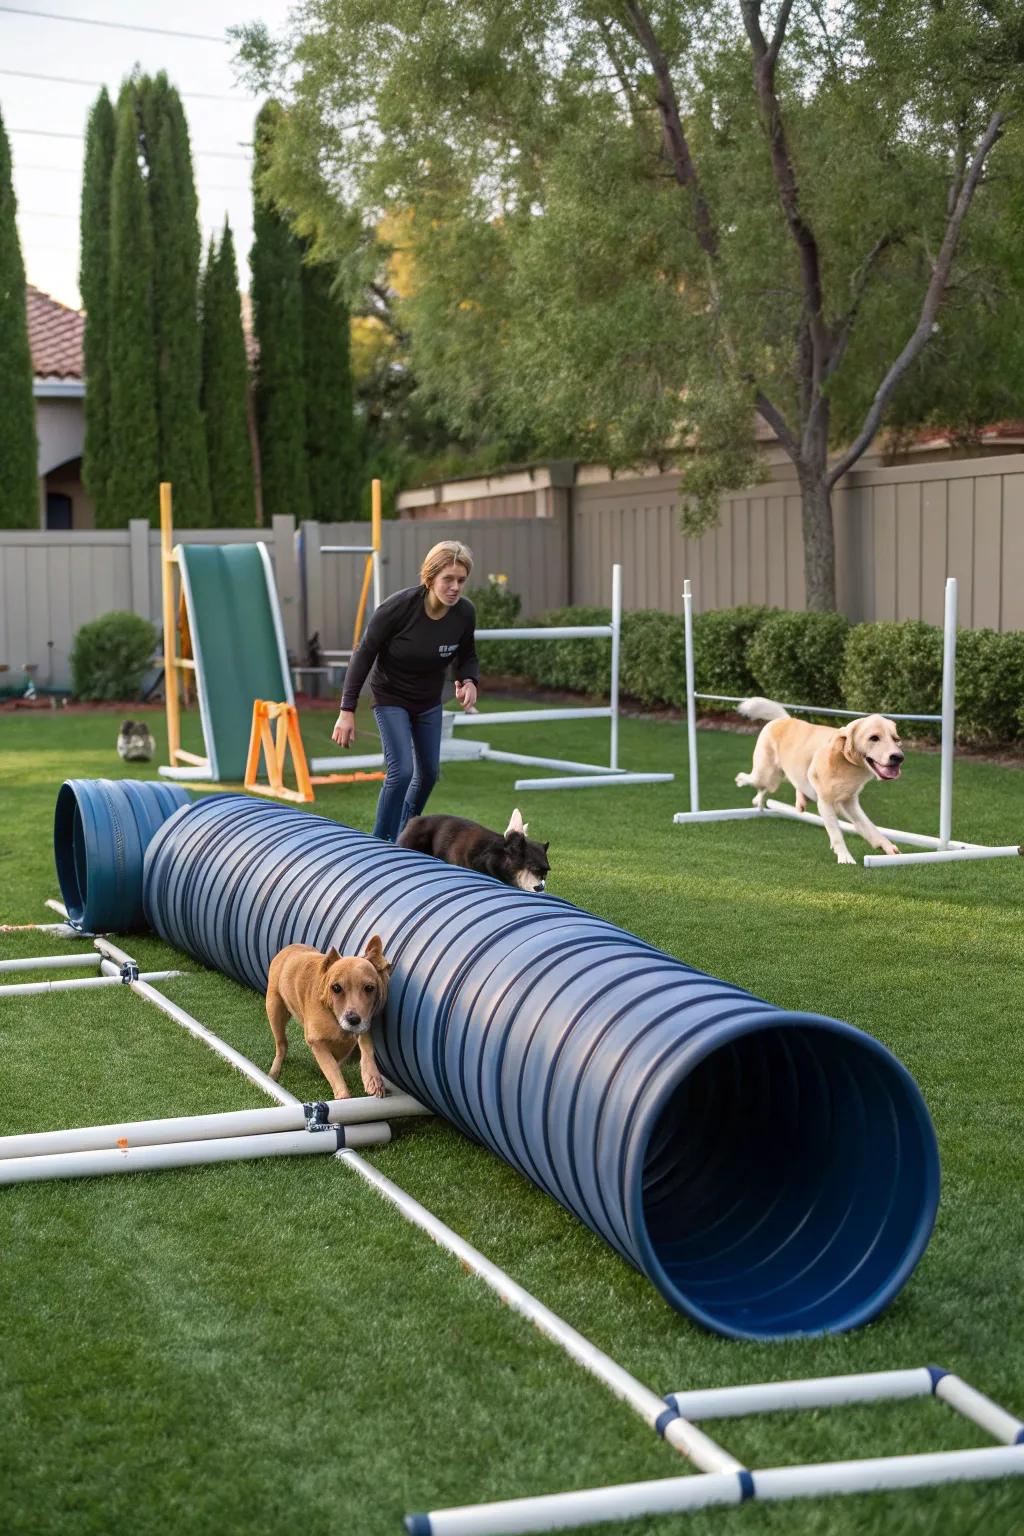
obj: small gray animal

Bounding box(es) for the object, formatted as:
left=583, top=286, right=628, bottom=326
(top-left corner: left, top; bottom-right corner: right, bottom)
left=117, top=719, right=156, bottom=762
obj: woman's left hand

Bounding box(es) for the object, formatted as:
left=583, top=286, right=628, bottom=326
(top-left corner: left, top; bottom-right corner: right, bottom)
left=455, top=679, right=478, bottom=712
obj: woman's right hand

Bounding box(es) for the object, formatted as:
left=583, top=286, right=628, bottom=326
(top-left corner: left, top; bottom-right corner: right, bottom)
left=332, top=710, right=356, bottom=748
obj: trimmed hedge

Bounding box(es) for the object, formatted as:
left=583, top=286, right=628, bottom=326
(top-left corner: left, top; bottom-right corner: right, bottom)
left=748, top=610, right=850, bottom=710
left=690, top=605, right=775, bottom=712
left=473, top=582, right=1024, bottom=745
left=70, top=610, right=158, bottom=701
left=842, top=621, right=943, bottom=739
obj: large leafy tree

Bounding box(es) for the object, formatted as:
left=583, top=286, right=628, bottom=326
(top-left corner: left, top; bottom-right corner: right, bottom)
left=0, top=108, right=38, bottom=528
left=250, top=100, right=311, bottom=523
left=236, top=1, right=1024, bottom=609
left=139, top=73, right=211, bottom=525
left=200, top=221, right=256, bottom=525
left=80, top=87, right=116, bottom=514
left=106, top=82, right=159, bottom=526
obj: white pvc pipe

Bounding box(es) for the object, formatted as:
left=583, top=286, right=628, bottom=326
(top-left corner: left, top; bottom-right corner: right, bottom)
left=939, top=576, right=957, bottom=848
left=683, top=580, right=699, bottom=813
left=338, top=1150, right=739, bottom=1475
left=408, top=1472, right=744, bottom=1536
left=864, top=845, right=1022, bottom=869
left=449, top=708, right=612, bottom=727
left=0, top=970, right=180, bottom=997
left=673, top=808, right=767, bottom=824
left=753, top=1445, right=1024, bottom=1501
left=694, top=693, right=942, bottom=724
left=310, top=753, right=387, bottom=771
left=514, top=774, right=674, bottom=790
left=0, top=1093, right=431, bottom=1161
left=475, top=627, right=612, bottom=641
left=321, top=544, right=374, bottom=554
left=667, top=1369, right=934, bottom=1420
left=0, top=952, right=102, bottom=973
left=45, top=899, right=69, bottom=917
left=609, top=563, right=621, bottom=772
left=935, top=1374, right=1024, bottom=1445
left=481, top=750, right=619, bottom=775
left=762, top=799, right=977, bottom=851
left=158, top=765, right=214, bottom=781
left=0, top=1122, right=391, bottom=1186
left=412, top=1447, right=1024, bottom=1536
left=372, top=548, right=383, bottom=611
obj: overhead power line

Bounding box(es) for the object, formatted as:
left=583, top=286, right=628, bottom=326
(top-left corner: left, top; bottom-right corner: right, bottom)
left=0, top=66, right=249, bottom=103
left=0, top=5, right=227, bottom=42
left=8, top=126, right=252, bottom=160
left=14, top=163, right=250, bottom=192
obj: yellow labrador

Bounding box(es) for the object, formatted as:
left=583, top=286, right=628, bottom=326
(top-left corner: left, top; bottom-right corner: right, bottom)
left=735, top=698, right=904, bottom=865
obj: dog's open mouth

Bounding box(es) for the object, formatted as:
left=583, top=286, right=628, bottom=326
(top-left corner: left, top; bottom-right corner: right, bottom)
left=866, top=757, right=902, bottom=781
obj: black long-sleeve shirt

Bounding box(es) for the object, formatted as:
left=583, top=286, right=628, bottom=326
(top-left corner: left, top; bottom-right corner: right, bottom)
left=340, top=585, right=479, bottom=716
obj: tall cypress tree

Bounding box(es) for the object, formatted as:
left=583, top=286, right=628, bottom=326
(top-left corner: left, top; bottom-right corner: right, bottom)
left=79, top=88, right=115, bottom=516
left=301, top=260, right=362, bottom=520
left=201, top=222, right=255, bottom=524
left=0, top=107, right=39, bottom=528
left=106, top=81, right=158, bottom=526
left=141, top=73, right=211, bottom=525
left=250, top=100, right=310, bottom=523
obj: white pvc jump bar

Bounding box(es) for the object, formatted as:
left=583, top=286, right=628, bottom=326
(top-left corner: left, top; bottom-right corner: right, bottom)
left=0, top=1122, right=391, bottom=1186
left=476, top=626, right=611, bottom=641
left=0, top=1092, right=431, bottom=1161
left=0, top=969, right=180, bottom=997
left=864, top=844, right=1022, bottom=868
left=515, top=774, right=674, bottom=790
left=338, top=1150, right=739, bottom=1476
left=0, top=952, right=102, bottom=973
left=450, top=708, right=612, bottom=727
left=409, top=1448, right=1024, bottom=1536
left=695, top=692, right=942, bottom=723
left=760, top=799, right=979, bottom=850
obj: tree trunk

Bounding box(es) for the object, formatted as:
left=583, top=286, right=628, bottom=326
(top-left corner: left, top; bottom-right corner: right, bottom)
left=798, top=470, right=836, bottom=611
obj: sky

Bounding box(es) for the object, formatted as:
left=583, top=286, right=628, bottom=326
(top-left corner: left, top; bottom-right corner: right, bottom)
left=1, top=0, right=298, bottom=309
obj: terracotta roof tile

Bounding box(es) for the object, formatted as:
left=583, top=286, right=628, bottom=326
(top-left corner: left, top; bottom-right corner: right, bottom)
left=26, top=284, right=85, bottom=380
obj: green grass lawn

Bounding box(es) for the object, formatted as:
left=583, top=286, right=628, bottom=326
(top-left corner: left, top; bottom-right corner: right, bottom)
left=1, top=703, right=1022, bottom=1536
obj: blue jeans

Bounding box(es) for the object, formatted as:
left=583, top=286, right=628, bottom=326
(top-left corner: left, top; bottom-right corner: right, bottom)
left=372, top=704, right=443, bottom=842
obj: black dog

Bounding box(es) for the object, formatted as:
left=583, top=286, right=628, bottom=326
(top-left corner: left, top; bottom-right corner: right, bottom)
left=398, top=808, right=550, bottom=892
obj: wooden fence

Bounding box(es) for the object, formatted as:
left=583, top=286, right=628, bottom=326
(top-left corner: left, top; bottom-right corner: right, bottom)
left=2, top=452, right=1021, bottom=691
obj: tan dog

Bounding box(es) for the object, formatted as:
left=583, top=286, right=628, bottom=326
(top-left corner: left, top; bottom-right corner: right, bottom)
left=735, top=698, right=905, bottom=865
left=266, top=937, right=390, bottom=1098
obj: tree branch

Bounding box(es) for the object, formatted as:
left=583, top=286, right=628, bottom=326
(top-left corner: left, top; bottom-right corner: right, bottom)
left=620, top=0, right=718, bottom=260
left=824, top=233, right=900, bottom=382
left=826, top=111, right=1006, bottom=489
left=740, top=1, right=829, bottom=386
left=755, top=389, right=800, bottom=457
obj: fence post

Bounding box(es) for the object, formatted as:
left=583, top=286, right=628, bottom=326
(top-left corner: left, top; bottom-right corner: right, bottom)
left=270, top=515, right=299, bottom=657
left=128, top=519, right=151, bottom=621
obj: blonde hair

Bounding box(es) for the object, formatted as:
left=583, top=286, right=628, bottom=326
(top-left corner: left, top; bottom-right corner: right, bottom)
left=420, top=541, right=474, bottom=586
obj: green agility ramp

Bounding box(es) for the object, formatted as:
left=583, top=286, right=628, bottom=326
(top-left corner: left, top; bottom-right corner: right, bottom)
left=159, top=544, right=293, bottom=784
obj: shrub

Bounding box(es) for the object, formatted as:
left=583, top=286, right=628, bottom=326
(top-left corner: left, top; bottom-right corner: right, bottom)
left=689, top=605, right=775, bottom=712
left=620, top=610, right=685, bottom=708
left=842, top=620, right=943, bottom=738
left=748, top=610, right=850, bottom=710
left=528, top=606, right=612, bottom=695
left=954, top=628, right=1024, bottom=745
left=70, top=610, right=159, bottom=701
left=473, top=574, right=529, bottom=680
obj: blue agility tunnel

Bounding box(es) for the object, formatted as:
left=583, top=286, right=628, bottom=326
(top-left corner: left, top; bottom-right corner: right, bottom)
left=53, top=778, right=191, bottom=931
left=134, top=795, right=940, bottom=1342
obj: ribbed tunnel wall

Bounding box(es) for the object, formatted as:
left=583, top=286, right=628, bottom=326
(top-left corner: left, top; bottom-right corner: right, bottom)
left=135, top=794, right=940, bottom=1341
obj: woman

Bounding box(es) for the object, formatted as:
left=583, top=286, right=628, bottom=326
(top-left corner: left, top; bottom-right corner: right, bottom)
left=332, top=541, right=479, bottom=841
